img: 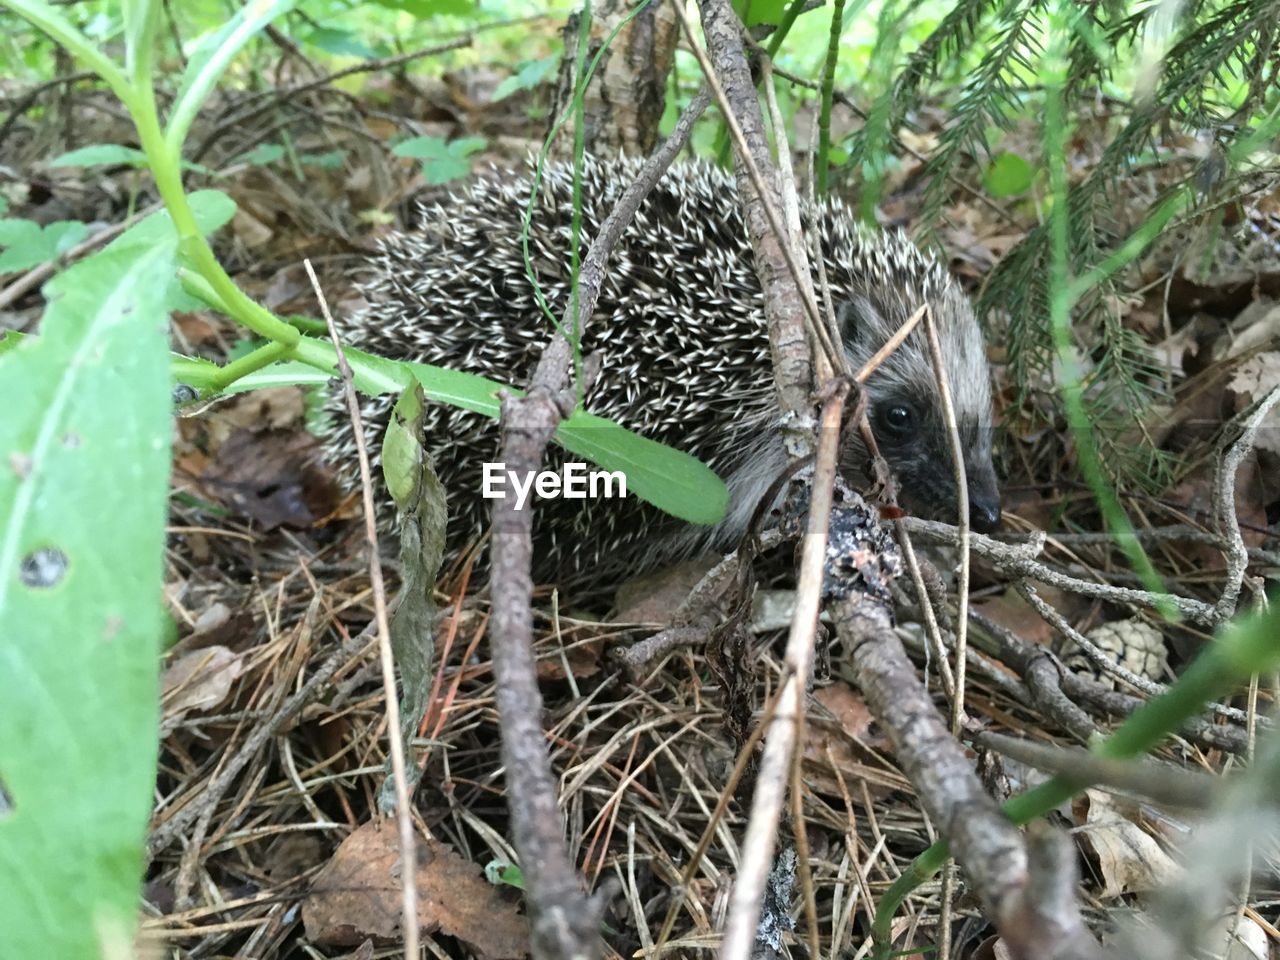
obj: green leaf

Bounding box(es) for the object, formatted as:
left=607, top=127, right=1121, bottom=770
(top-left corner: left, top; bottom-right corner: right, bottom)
left=392, top=136, right=486, bottom=185
left=983, top=151, right=1034, bottom=198
left=168, top=0, right=297, bottom=150
left=734, top=0, right=786, bottom=27
left=376, top=383, right=446, bottom=813
left=0, top=240, right=176, bottom=956
left=484, top=860, right=526, bottom=889
left=0, top=219, right=86, bottom=273
left=554, top=410, right=728, bottom=526
left=233, top=143, right=286, bottom=166
left=368, top=0, right=475, bottom=17
left=226, top=352, right=727, bottom=525
left=49, top=143, right=149, bottom=169
left=104, top=190, right=236, bottom=255
left=0, top=330, right=27, bottom=356
left=303, top=26, right=376, bottom=58
left=493, top=55, right=559, bottom=101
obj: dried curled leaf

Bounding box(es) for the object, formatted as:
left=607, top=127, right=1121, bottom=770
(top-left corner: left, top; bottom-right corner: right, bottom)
left=302, top=821, right=528, bottom=959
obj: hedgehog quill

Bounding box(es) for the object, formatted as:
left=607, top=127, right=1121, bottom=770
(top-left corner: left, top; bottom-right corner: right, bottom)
left=324, top=155, right=1001, bottom=586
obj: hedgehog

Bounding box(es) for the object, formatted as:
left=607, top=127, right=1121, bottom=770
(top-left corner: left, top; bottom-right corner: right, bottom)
left=324, top=154, right=1001, bottom=587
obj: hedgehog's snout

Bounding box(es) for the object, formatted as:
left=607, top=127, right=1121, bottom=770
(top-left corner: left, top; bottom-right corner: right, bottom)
left=967, top=465, right=1002, bottom=533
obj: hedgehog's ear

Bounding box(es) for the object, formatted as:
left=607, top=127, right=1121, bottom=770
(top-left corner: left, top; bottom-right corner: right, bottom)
left=835, top=294, right=886, bottom=354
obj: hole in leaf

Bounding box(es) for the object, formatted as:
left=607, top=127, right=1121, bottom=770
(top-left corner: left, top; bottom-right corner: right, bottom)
left=19, top=547, right=68, bottom=588
left=0, top=776, right=12, bottom=820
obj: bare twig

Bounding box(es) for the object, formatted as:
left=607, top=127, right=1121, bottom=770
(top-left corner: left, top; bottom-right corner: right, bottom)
left=719, top=384, right=848, bottom=960
left=484, top=87, right=713, bottom=960
left=308, top=260, right=419, bottom=960
left=676, top=0, right=818, bottom=443
left=836, top=596, right=1099, bottom=960
left=975, top=731, right=1217, bottom=809
left=1212, top=385, right=1280, bottom=622
left=969, top=610, right=1248, bottom=754
left=922, top=307, right=972, bottom=734
left=904, top=519, right=1218, bottom=623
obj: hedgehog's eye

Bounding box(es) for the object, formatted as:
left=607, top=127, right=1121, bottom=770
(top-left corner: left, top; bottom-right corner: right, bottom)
left=876, top=403, right=915, bottom=441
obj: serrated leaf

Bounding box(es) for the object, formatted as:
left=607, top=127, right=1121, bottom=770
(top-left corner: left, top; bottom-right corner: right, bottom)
left=0, top=241, right=176, bottom=955
left=983, top=151, right=1034, bottom=197
left=48, top=143, right=149, bottom=169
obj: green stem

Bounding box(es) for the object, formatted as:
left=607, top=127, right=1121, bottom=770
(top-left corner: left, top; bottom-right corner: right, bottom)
left=136, top=104, right=300, bottom=348
left=202, top=341, right=293, bottom=392
left=814, top=0, right=846, bottom=195
left=2, top=0, right=135, bottom=107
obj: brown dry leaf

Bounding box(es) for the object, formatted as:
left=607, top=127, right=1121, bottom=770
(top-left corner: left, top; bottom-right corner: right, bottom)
left=612, top=556, right=718, bottom=625
left=1072, top=790, right=1180, bottom=899
left=231, top=206, right=273, bottom=248
left=302, top=821, right=528, bottom=959
left=162, top=645, right=244, bottom=716
left=813, top=683, right=878, bottom=744
left=973, top=589, right=1060, bottom=649
left=1229, top=352, right=1280, bottom=454
left=216, top=387, right=307, bottom=433
left=200, top=428, right=322, bottom=530
left=535, top=636, right=604, bottom=680
left=802, top=682, right=893, bottom=797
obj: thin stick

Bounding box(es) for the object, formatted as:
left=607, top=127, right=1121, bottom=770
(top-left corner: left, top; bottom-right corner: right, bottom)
left=921, top=307, right=971, bottom=733
left=719, top=382, right=849, bottom=960
left=306, top=259, right=419, bottom=960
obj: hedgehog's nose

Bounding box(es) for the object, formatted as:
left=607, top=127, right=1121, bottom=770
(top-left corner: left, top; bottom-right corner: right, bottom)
left=968, top=493, right=1002, bottom=533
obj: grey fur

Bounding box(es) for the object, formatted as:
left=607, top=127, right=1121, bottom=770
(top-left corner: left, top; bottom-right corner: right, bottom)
left=323, top=154, right=1000, bottom=585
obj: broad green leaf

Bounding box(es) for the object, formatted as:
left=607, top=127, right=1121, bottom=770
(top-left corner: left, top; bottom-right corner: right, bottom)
left=554, top=410, right=727, bottom=526
left=0, top=218, right=42, bottom=247
left=49, top=143, right=148, bottom=169
left=0, top=241, right=176, bottom=956
left=983, top=151, right=1034, bottom=197
left=105, top=190, right=236, bottom=255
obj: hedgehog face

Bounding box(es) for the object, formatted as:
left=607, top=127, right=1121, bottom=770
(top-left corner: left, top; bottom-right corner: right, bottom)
left=837, top=276, right=1002, bottom=533
left=861, top=389, right=1002, bottom=532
